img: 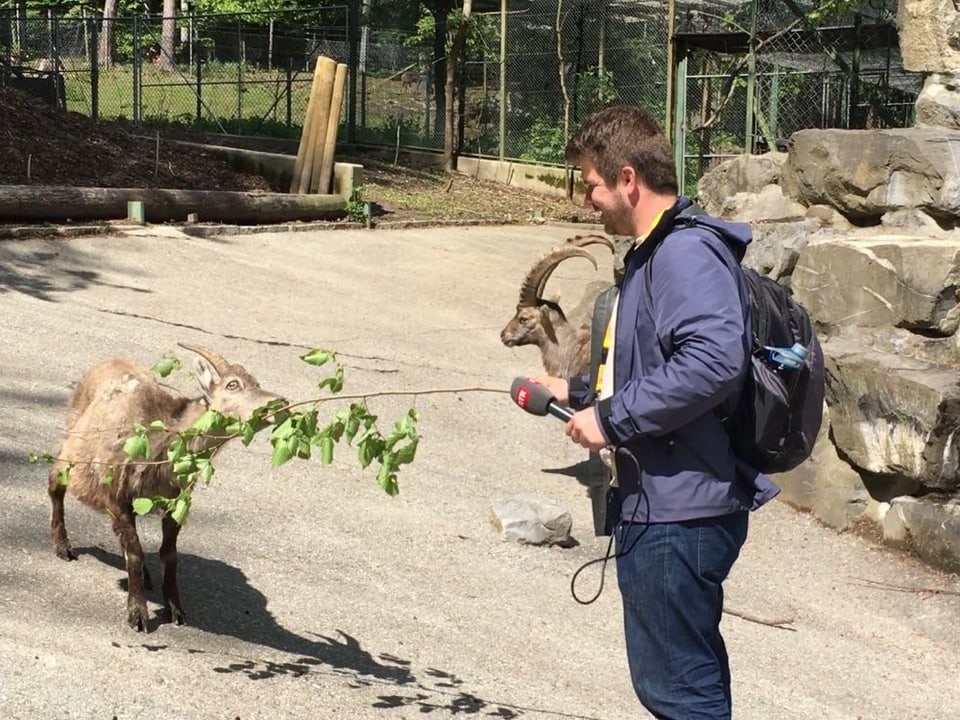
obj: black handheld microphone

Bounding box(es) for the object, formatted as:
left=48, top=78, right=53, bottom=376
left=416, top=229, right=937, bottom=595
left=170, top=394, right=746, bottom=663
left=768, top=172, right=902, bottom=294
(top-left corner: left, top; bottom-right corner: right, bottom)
left=509, top=376, right=574, bottom=422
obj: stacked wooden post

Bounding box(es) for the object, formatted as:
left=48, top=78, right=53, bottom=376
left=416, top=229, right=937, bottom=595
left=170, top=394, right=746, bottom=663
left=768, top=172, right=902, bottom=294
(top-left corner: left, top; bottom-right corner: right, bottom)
left=289, top=56, right=349, bottom=195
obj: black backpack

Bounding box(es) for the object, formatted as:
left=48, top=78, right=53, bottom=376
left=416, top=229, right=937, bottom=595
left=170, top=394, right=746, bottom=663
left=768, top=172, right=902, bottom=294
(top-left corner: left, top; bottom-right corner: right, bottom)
left=595, top=209, right=825, bottom=476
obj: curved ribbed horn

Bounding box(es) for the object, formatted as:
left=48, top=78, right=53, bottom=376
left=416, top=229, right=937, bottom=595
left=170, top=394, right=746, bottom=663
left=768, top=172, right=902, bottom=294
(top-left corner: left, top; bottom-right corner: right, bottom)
left=178, top=343, right=231, bottom=375
left=566, top=234, right=615, bottom=254
left=518, top=246, right=598, bottom=306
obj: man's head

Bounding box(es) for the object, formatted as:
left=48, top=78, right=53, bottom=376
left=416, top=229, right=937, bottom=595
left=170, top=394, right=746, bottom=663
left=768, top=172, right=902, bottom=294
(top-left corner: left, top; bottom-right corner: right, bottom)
left=565, top=105, right=679, bottom=237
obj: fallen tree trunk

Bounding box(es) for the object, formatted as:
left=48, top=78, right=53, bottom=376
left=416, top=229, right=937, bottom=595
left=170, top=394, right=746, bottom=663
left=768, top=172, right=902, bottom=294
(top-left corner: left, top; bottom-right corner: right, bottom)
left=0, top=185, right=346, bottom=224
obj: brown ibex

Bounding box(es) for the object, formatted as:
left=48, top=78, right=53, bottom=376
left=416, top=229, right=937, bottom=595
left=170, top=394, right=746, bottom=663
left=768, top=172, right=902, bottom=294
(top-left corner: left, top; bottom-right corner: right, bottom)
left=48, top=344, right=281, bottom=632
left=500, top=235, right=616, bottom=378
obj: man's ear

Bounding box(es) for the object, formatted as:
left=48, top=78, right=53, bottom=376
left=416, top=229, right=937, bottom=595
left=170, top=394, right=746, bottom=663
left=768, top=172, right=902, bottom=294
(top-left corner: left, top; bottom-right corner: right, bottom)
left=619, top=165, right=639, bottom=190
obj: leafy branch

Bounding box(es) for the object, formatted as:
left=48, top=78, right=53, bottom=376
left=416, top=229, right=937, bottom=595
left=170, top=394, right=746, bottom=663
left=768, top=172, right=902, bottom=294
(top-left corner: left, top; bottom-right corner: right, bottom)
left=32, top=348, right=503, bottom=527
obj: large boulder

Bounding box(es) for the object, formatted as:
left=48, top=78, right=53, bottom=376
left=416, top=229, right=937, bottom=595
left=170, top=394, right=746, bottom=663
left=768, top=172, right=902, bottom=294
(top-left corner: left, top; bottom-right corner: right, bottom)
left=897, top=0, right=960, bottom=73
left=696, top=152, right=787, bottom=215
left=774, top=403, right=869, bottom=531
left=916, top=73, right=960, bottom=131
left=743, top=218, right=819, bottom=283
left=780, top=128, right=960, bottom=223
left=791, top=234, right=960, bottom=334
left=821, top=333, right=960, bottom=493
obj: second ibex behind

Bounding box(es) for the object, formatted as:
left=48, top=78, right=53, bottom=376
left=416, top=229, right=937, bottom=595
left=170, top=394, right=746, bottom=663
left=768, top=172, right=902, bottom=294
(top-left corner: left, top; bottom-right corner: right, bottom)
left=500, top=234, right=616, bottom=378
left=48, top=344, right=282, bottom=632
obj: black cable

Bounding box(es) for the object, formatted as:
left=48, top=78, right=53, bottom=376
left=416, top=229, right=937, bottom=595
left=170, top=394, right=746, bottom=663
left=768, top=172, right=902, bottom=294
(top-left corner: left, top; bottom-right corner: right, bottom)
left=569, top=445, right=650, bottom=605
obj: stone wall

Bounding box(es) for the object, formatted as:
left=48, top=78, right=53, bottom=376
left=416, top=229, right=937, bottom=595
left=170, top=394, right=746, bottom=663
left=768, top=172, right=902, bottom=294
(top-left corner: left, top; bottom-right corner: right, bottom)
left=697, top=144, right=960, bottom=573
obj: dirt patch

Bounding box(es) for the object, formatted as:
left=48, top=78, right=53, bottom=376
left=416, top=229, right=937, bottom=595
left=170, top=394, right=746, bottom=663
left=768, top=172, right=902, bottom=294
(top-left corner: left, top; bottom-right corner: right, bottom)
left=0, top=84, right=599, bottom=226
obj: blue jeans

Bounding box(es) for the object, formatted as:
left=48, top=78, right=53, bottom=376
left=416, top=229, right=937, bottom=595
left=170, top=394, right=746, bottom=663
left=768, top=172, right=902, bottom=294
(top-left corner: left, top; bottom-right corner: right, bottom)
left=615, top=511, right=749, bottom=720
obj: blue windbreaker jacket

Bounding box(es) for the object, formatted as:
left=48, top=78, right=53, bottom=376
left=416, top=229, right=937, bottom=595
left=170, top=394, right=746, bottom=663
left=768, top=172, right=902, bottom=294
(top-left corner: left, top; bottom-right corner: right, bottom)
left=568, top=197, right=780, bottom=523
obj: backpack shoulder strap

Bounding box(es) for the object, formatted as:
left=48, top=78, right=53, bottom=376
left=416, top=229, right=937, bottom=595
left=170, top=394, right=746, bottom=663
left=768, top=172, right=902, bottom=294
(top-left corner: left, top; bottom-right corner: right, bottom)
left=589, top=285, right=619, bottom=393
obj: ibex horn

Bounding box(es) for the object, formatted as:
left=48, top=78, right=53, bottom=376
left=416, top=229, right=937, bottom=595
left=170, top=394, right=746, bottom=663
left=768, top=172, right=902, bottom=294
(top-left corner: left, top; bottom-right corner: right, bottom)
left=566, top=234, right=615, bottom=254
left=178, top=343, right=231, bottom=375
left=518, top=246, right=599, bottom=306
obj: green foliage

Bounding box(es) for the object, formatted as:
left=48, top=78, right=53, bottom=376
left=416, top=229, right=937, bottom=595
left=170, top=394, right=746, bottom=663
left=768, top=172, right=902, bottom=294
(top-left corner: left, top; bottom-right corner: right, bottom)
left=345, top=187, right=369, bottom=223
left=518, top=119, right=568, bottom=165
left=37, top=348, right=421, bottom=527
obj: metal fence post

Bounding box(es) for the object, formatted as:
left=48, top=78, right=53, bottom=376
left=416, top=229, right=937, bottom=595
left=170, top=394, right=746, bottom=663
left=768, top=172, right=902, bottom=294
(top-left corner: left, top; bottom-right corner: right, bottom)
left=286, top=56, right=293, bottom=127
left=196, top=50, right=202, bottom=122
left=237, top=16, right=243, bottom=127
left=499, top=0, right=506, bottom=160
left=133, top=14, right=141, bottom=123
left=89, top=16, right=99, bottom=119
left=347, top=0, right=359, bottom=143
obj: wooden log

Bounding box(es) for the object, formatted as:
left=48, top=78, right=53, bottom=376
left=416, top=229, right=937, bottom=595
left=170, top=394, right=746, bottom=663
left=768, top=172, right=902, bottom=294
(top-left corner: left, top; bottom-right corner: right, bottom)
left=0, top=186, right=346, bottom=224
left=318, top=63, right=349, bottom=196
left=304, top=56, right=338, bottom=194
left=289, top=56, right=326, bottom=194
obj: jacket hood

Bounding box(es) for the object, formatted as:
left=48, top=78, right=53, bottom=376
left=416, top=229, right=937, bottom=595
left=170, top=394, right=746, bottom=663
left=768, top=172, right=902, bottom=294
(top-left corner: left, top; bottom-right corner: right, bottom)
left=674, top=196, right=753, bottom=261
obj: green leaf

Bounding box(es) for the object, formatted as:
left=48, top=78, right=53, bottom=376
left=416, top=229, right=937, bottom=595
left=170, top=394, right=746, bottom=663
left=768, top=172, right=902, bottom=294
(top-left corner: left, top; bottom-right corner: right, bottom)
left=199, top=459, right=215, bottom=485
left=271, top=436, right=299, bottom=467
left=241, top=421, right=257, bottom=446
left=28, top=452, right=39, bottom=463
left=57, top=466, right=71, bottom=486
left=132, top=497, right=155, bottom=515
left=100, top=467, right=115, bottom=485
left=393, top=438, right=418, bottom=465
left=123, top=434, right=149, bottom=460
left=149, top=420, right=168, bottom=430
left=170, top=497, right=190, bottom=526
left=376, top=460, right=399, bottom=497
left=319, top=435, right=334, bottom=465
left=151, top=354, right=181, bottom=378
left=173, top=457, right=195, bottom=475
left=301, top=349, right=334, bottom=367
left=192, top=409, right=225, bottom=434
left=317, top=364, right=344, bottom=394
left=345, top=415, right=361, bottom=444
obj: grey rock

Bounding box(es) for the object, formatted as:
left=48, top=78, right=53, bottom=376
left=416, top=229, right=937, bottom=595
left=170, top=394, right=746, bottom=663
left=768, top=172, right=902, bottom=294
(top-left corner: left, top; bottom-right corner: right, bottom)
left=774, top=404, right=869, bottom=531
left=821, top=333, right=960, bottom=492
left=696, top=152, right=787, bottom=216
left=898, top=0, right=960, bottom=73
left=491, top=492, right=574, bottom=546
left=791, top=233, right=960, bottom=334
left=916, top=73, right=960, bottom=131
left=780, top=128, right=960, bottom=223
left=883, top=496, right=960, bottom=573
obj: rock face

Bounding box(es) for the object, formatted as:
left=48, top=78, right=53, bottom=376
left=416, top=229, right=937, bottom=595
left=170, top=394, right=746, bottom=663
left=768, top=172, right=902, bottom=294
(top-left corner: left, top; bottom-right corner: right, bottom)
left=780, top=128, right=960, bottom=224
left=697, top=143, right=960, bottom=573
left=897, top=0, right=960, bottom=73
left=916, top=74, right=960, bottom=131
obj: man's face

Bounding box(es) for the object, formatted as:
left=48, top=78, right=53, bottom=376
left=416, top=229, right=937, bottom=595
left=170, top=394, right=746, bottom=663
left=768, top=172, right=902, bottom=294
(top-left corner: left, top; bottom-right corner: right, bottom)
left=581, top=157, right=633, bottom=236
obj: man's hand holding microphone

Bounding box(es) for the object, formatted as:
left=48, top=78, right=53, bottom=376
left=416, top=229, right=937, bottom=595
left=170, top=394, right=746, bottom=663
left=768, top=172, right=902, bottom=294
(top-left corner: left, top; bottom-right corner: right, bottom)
left=510, top=376, right=609, bottom=451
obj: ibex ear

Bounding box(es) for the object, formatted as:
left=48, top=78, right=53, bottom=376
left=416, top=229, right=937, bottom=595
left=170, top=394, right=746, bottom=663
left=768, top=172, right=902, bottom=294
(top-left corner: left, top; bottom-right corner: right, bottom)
left=193, top=357, right=222, bottom=396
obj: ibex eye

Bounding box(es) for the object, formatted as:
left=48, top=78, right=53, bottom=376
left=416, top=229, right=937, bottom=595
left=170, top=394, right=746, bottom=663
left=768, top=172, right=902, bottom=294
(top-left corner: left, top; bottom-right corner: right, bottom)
left=226, top=380, right=241, bottom=391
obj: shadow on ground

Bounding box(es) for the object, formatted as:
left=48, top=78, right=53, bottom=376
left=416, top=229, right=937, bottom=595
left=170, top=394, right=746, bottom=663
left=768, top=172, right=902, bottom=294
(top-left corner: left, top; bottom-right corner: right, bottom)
left=80, top=546, right=539, bottom=718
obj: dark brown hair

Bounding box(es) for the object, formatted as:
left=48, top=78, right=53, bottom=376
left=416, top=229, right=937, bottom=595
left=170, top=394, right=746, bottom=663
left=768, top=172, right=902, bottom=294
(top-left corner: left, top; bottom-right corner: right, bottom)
left=565, top=104, right=678, bottom=195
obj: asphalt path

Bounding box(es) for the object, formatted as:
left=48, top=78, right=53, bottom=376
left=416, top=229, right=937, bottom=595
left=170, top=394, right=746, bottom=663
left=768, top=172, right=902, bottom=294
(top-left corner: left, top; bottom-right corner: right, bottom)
left=0, top=224, right=958, bottom=720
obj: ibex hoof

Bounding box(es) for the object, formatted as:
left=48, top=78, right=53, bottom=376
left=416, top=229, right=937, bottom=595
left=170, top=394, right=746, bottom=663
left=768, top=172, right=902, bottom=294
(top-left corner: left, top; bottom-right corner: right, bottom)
left=164, top=602, right=186, bottom=626
left=127, top=601, right=150, bottom=632
left=54, top=543, right=78, bottom=561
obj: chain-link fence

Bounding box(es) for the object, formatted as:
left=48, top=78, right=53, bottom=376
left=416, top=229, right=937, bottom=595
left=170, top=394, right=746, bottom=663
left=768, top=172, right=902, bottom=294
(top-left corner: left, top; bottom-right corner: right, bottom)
left=674, top=0, right=921, bottom=192
left=0, top=6, right=347, bottom=136
left=0, top=1, right=923, bottom=188
left=354, top=4, right=669, bottom=163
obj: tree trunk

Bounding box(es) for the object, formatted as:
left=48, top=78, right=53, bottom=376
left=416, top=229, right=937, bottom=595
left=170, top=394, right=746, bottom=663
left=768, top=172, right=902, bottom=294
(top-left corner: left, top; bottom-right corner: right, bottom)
left=444, top=0, right=472, bottom=172
left=431, top=5, right=448, bottom=145
left=158, top=0, right=177, bottom=72
left=0, top=186, right=347, bottom=224
left=98, top=0, right=118, bottom=68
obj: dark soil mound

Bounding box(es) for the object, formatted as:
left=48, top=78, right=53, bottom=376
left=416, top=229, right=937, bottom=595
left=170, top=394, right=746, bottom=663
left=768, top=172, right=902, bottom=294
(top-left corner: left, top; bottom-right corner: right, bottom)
left=0, top=85, right=272, bottom=191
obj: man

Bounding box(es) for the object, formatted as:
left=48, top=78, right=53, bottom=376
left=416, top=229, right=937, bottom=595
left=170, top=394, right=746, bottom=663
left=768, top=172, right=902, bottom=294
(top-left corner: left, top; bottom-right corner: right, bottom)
left=537, top=105, right=780, bottom=719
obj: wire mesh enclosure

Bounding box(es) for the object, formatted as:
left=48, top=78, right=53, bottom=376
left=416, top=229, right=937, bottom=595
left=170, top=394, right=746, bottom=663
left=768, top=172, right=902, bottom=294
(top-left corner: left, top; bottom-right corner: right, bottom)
left=0, top=0, right=924, bottom=189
